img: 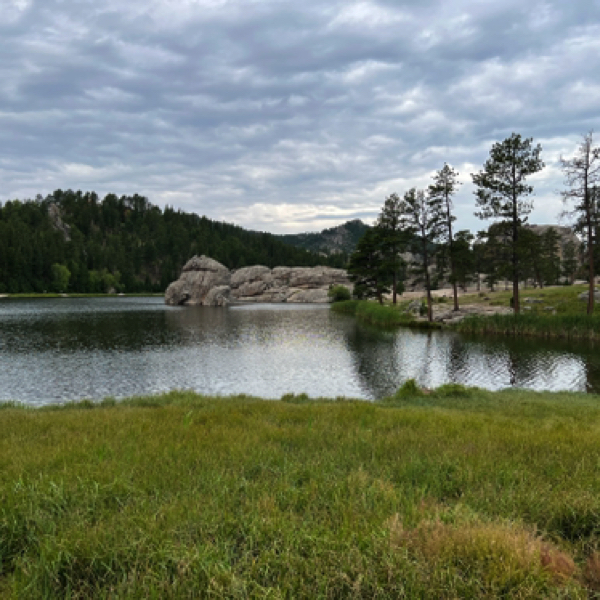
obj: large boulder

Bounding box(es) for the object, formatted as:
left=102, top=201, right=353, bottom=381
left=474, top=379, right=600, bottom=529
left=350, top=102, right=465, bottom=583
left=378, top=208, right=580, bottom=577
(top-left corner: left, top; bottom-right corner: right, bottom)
left=579, top=289, right=600, bottom=302
left=203, top=285, right=232, bottom=306
left=230, top=265, right=271, bottom=288
left=165, top=257, right=352, bottom=306
left=286, top=288, right=330, bottom=303
left=165, top=256, right=231, bottom=305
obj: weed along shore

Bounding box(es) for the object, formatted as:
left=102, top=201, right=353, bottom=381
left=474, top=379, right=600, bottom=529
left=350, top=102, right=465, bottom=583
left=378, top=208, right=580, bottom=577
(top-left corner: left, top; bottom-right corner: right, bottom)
left=2, top=387, right=600, bottom=597
left=333, top=284, right=600, bottom=339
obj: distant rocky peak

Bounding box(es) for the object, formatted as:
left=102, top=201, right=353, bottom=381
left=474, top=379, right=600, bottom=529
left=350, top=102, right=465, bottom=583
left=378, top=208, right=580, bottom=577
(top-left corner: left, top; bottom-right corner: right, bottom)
left=47, top=203, right=71, bottom=242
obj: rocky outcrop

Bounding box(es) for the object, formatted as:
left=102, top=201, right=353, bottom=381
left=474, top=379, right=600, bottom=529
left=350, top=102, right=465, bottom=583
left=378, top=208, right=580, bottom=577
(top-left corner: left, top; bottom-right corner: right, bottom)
left=164, top=256, right=231, bottom=306
left=48, top=203, right=71, bottom=242
left=165, top=256, right=351, bottom=306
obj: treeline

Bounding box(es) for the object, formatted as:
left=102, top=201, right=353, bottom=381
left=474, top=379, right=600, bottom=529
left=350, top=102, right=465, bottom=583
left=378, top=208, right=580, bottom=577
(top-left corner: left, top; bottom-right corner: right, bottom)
left=0, top=190, right=345, bottom=294
left=348, top=132, right=599, bottom=318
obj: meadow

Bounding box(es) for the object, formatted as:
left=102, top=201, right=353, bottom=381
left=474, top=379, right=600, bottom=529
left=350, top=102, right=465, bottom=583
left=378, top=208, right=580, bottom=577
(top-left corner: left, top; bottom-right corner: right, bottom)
left=2, top=386, right=600, bottom=598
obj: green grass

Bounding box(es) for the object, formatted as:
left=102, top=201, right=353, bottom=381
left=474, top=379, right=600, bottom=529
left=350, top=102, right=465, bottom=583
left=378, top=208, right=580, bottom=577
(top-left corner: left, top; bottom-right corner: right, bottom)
left=2, top=388, right=600, bottom=597
left=459, top=284, right=590, bottom=314
left=454, top=313, right=600, bottom=339
left=332, top=300, right=442, bottom=329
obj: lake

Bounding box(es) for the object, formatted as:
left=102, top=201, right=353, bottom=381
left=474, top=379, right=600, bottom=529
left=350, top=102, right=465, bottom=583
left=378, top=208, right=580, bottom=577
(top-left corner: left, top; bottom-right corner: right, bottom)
left=1, top=297, right=599, bottom=405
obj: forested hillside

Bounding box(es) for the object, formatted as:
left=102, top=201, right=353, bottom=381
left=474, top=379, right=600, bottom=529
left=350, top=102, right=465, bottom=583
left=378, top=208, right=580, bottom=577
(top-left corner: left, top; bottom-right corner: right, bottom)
left=0, top=190, right=345, bottom=294
left=279, top=219, right=369, bottom=257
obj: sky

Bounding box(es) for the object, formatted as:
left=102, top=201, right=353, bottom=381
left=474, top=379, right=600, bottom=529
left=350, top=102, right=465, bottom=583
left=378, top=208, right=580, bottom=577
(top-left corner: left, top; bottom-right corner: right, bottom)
left=1, top=0, right=600, bottom=234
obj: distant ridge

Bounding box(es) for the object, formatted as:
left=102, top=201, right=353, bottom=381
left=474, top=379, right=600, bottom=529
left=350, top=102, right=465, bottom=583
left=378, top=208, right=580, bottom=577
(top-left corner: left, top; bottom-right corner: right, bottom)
left=278, top=219, right=369, bottom=256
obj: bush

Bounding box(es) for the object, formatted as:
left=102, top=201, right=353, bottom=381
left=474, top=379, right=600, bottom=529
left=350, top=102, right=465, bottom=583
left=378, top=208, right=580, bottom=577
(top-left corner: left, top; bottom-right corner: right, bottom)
left=328, top=285, right=352, bottom=303
left=394, top=379, right=424, bottom=398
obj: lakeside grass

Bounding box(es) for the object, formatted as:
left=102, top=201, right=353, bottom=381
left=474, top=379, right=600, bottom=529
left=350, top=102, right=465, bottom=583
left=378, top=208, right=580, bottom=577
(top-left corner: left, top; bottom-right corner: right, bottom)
left=334, top=286, right=600, bottom=339
left=457, top=284, right=590, bottom=314
left=454, top=312, right=600, bottom=340
left=332, top=300, right=442, bottom=329
left=2, top=389, right=600, bottom=597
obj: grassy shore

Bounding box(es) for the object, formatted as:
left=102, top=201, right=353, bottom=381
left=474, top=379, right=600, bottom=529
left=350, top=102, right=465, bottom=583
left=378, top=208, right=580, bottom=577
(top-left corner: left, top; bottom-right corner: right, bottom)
left=332, top=300, right=442, bottom=329
left=333, top=286, right=600, bottom=339
left=2, top=388, right=600, bottom=597
left=456, top=284, right=591, bottom=314
left=453, top=312, right=600, bottom=340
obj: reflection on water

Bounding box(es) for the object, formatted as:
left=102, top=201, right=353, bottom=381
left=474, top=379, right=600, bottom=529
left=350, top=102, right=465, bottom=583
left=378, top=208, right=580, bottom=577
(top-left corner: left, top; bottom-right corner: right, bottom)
left=0, top=297, right=598, bottom=405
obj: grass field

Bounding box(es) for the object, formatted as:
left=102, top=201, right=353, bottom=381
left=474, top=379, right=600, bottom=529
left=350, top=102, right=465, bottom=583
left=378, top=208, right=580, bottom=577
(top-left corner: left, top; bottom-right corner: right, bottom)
left=456, top=284, right=591, bottom=314
left=2, top=387, right=600, bottom=597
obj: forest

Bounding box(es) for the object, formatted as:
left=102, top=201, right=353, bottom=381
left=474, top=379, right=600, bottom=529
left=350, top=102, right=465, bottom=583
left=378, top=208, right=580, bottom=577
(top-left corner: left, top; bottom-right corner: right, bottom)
left=0, top=189, right=345, bottom=294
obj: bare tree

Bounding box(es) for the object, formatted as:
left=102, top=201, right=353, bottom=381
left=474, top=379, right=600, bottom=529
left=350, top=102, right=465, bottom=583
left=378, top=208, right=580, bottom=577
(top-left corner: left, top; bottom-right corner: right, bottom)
left=561, top=132, right=600, bottom=315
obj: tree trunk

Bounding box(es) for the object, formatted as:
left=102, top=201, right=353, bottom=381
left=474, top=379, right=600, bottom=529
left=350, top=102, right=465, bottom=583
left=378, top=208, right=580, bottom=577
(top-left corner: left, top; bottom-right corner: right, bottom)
left=512, top=201, right=520, bottom=314
left=392, top=271, right=397, bottom=305
left=422, top=240, right=433, bottom=322
left=588, top=214, right=595, bottom=315
left=446, top=206, right=459, bottom=312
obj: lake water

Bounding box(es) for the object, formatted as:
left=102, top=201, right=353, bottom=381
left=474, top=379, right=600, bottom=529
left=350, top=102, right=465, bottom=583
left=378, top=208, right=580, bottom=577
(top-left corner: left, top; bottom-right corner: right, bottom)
left=1, top=297, right=599, bottom=405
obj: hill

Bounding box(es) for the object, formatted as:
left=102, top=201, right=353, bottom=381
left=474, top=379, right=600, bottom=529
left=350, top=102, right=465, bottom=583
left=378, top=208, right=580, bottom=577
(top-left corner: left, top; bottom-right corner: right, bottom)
left=0, top=190, right=345, bottom=294
left=278, top=219, right=369, bottom=257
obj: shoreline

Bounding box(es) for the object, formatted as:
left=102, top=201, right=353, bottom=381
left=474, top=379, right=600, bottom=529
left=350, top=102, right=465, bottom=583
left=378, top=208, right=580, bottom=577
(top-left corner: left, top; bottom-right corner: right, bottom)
left=0, top=292, right=162, bottom=299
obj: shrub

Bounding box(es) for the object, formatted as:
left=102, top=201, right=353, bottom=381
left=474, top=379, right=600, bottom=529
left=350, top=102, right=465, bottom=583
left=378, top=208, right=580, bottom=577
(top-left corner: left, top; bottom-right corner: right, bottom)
left=394, top=379, right=424, bottom=398
left=328, top=285, right=352, bottom=303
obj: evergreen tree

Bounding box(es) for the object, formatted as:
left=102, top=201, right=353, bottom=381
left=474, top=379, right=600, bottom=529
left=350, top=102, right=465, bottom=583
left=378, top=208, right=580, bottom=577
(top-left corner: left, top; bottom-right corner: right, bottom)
left=399, top=188, right=443, bottom=322
left=453, top=230, right=474, bottom=292
left=560, top=132, right=600, bottom=314
left=429, top=164, right=461, bottom=310
left=561, top=240, right=579, bottom=284
left=347, top=228, right=390, bottom=303
left=376, top=193, right=408, bottom=304
left=472, top=133, right=544, bottom=313
left=540, top=228, right=561, bottom=286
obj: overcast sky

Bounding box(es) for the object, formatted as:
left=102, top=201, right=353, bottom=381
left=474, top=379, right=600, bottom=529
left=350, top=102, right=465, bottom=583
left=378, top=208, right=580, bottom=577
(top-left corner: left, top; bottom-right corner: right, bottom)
left=1, top=0, right=599, bottom=234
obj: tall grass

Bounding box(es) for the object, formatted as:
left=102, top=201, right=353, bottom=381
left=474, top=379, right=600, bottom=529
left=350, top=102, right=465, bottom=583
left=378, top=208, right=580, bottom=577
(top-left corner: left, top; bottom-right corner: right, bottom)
left=454, top=313, right=600, bottom=339
left=2, top=388, right=600, bottom=596
left=332, top=300, right=441, bottom=329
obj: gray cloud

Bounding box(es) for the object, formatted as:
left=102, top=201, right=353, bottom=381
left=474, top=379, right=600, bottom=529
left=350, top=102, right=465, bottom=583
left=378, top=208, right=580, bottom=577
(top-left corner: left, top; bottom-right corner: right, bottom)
left=1, top=0, right=600, bottom=233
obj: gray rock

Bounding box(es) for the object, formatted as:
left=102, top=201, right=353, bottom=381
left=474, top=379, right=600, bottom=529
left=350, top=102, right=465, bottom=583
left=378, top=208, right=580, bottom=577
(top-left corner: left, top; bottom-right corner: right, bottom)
left=237, top=280, right=267, bottom=297
left=406, top=299, right=422, bottom=313
left=578, top=290, right=600, bottom=301
left=166, top=257, right=351, bottom=305
left=230, top=266, right=271, bottom=288
left=165, top=255, right=231, bottom=306
left=204, top=286, right=231, bottom=306
left=286, top=289, right=330, bottom=303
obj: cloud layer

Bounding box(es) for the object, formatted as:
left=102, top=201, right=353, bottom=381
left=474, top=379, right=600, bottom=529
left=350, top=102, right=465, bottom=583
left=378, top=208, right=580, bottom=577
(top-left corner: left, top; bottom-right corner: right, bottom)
left=1, top=0, right=599, bottom=233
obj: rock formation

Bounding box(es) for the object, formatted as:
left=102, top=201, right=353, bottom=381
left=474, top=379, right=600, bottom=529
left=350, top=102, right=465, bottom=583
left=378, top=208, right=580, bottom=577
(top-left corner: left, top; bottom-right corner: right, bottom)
left=165, top=256, right=351, bottom=306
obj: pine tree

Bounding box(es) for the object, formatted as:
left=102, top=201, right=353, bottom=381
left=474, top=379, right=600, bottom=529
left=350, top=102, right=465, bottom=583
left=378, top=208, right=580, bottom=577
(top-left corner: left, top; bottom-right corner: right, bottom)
left=347, top=228, right=390, bottom=303
left=560, top=132, right=600, bottom=314
left=429, top=164, right=461, bottom=310
left=472, top=133, right=544, bottom=313
left=376, top=193, right=408, bottom=304
left=399, top=189, right=443, bottom=322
